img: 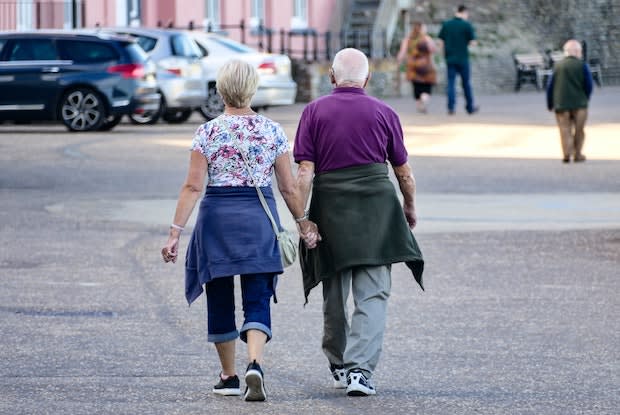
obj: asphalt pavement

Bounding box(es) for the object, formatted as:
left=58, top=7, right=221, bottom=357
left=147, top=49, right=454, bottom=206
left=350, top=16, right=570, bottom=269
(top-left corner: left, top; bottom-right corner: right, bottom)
left=0, top=87, right=619, bottom=414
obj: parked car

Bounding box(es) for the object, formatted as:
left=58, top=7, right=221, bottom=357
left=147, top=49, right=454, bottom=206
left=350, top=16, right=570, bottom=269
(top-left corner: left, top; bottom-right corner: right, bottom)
left=0, top=30, right=160, bottom=132
left=187, top=31, right=297, bottom=121
left=101, top=27, right=207, bottom=124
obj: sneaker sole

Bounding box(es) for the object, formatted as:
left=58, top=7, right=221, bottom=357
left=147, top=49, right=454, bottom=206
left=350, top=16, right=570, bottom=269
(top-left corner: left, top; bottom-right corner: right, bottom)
left=213, top=388, right=241, bottom=396
left=347, top=386, right=376, bottom=396
left=244, top=370, right=266, bottom=401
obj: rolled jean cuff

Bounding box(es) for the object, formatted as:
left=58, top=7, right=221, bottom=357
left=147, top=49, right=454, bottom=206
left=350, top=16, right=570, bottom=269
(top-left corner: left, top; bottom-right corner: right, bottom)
left=208, top=329, right=239, bottom=343
left=240, top=322, right=272, bottom=343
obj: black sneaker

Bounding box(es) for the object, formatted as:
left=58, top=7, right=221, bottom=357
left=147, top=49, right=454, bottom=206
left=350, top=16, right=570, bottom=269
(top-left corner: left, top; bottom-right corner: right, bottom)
left=213, top=373, right=240, bottom=396
left=346, top=369, right=376, bottom=396
left=244, top=360, right=266, bottom=401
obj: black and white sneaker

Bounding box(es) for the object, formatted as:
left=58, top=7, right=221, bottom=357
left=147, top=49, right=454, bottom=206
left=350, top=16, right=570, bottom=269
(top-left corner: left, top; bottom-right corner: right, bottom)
left=244, top=360, right=267, bottom=401
left=330, top=364, right=347, bottom=389
left=346, top=370, right=376, bottom=396
left=212, top=373, right=241, bottom=396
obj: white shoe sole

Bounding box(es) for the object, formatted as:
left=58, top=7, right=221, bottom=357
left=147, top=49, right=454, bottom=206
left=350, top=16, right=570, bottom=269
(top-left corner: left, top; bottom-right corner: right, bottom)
left=244, top=370, right=266, bottom=401
left=213, top=388, right=241, bottom=396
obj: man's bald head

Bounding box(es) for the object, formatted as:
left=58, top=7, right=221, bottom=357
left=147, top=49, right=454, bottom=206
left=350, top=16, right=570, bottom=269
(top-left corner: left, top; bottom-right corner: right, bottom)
left=331, top=48, right=369, bottom=87
left=563, top=39, right=582, bottom=59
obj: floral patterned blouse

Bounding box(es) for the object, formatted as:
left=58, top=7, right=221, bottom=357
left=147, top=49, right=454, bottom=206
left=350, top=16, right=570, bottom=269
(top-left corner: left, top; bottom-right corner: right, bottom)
left=191, top=114, right=290, bottom=187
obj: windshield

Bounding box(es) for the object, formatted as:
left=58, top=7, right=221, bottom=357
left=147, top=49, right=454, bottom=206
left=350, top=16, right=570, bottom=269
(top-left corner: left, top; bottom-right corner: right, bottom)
left=205, top=36, right=255, bottom=54
left=171, top=34, right=202, bottom=58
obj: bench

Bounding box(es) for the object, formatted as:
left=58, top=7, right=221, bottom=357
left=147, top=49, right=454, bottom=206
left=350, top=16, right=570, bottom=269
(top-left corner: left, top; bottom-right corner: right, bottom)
left=513, top=52, right=548, bottom=91
left=543, top=50, right=603, bottom=88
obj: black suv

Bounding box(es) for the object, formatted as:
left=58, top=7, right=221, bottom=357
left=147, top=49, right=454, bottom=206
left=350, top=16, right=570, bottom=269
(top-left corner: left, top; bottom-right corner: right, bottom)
left=0, top=31, right=160, bottom=131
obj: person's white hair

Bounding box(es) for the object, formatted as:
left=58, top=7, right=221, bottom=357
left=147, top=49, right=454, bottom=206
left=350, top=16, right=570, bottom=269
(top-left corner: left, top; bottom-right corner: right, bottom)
left=563, top=39, right=582, bottom=58
left=331, top=48, right=369, bottom=85
left=216, top=59, right=259, bottom=108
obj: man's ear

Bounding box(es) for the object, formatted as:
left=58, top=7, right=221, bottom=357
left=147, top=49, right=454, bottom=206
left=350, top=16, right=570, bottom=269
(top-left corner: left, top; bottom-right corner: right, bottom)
left=329, top=68, right=336, bottom=85
left=363, top=72, right=372, bottom=88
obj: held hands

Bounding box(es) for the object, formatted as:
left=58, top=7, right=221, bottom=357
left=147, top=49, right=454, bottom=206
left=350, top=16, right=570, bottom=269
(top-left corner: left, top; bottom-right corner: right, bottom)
left=297, top=220, right=322, bottom=249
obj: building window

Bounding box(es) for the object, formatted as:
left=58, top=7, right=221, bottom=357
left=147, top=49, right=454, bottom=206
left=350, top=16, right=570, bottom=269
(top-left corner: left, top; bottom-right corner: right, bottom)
left=16, top=0, right=34, bottom=30
left=63, top=1, right=83, bottom=29
left=292, top=0, right=307, bottom=30
left=250, top=0, right=265, bottom=29
left=204, top=0, right=220, bottom=30
left=127, top=0, right=141, bottom=27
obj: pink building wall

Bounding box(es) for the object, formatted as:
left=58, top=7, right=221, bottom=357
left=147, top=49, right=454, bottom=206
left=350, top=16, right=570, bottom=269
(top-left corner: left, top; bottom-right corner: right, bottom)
left=1, top=0, right=340, bottom=58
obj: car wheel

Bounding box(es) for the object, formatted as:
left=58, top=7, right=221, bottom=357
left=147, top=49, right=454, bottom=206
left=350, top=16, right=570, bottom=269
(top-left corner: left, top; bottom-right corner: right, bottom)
left=162, top=109, right=192, bottom=124
left=98, top=114, right=123, bottom=131
left=60, top=88, right=105, bottom=132
left=199, top=86, right=224, bottom=121
left=129, top=96, right=162, bottom=125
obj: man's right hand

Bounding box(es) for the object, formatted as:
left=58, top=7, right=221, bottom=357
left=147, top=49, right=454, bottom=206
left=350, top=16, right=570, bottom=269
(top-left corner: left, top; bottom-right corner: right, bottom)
left=403, top=204, right=417, bottom=229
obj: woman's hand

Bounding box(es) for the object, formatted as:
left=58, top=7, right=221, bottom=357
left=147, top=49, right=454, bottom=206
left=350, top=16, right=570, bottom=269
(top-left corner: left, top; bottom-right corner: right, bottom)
left=297, top=220, right=321, bottom=249
left=161, top=232, right=180, bottom=263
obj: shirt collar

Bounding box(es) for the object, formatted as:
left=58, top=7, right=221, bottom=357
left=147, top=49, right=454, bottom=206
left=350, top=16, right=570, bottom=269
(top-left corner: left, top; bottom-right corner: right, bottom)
left=332, top=86, right=367, bottom=95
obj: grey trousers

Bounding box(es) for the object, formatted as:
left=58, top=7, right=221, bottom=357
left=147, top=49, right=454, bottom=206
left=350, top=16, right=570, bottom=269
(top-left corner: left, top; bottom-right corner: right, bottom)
left=321, top=265, right=392, bottom=379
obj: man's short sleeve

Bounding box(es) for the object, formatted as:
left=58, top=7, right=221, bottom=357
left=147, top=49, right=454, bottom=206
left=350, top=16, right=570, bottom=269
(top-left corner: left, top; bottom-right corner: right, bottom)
left=293, top=105, right=315, bottom=163
left=385, top=109, right=408, bottom=166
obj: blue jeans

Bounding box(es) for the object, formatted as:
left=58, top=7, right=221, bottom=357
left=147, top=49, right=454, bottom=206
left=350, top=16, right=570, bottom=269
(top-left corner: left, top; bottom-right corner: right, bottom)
left=205, top=273, right=276, bottom=343
left=446, top=62, right=475, bottom=113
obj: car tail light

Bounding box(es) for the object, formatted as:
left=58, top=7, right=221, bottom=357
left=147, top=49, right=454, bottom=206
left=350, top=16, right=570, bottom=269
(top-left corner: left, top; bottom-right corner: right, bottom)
left=108, top=63, right=146, bottom=79
left=166, top=68, right=183, bottom=76
left=257, top=61, right=277, bottom=75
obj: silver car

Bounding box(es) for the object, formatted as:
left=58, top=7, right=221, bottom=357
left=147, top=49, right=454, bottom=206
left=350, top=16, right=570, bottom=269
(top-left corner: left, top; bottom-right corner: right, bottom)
left=104, top=27, right=207, bottom=124
left=188, top=31, right=297, bottom=121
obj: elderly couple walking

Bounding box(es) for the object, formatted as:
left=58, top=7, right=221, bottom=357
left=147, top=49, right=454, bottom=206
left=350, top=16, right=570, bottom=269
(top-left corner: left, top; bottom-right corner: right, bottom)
left=161, top=48, right=424, bottom=401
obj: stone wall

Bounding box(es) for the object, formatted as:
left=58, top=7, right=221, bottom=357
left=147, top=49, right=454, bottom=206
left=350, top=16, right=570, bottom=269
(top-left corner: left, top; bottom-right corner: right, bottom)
left=292, top=0, right=620, bottom=101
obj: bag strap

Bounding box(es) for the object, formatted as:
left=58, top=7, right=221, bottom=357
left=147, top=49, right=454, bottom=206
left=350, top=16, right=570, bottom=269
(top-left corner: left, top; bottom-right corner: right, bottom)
left=217, top=117, right=281, bottom=237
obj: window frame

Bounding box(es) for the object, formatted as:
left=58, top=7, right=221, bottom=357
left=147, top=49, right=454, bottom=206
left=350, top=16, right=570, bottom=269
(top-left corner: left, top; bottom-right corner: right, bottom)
left=204, top=0, right=221, bottom=31
left=291, top=0, right=308, bottom=30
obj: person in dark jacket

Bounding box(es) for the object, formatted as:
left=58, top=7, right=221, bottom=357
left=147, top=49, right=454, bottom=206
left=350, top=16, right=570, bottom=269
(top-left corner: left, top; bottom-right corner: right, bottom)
left=546, top=39, right=594, bottom=163
left=293, top=48, right=424, bottom=397
left=437, top=4, right=478, bottom=115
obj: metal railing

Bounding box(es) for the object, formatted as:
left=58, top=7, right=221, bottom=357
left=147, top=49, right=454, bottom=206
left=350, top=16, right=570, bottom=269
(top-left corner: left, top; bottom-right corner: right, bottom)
left=170, top=19, right=388, bottom=62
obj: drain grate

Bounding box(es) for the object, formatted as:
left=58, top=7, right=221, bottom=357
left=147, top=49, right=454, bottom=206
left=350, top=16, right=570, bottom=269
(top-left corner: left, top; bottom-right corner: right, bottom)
left=0, top=307, right=117, bottom=318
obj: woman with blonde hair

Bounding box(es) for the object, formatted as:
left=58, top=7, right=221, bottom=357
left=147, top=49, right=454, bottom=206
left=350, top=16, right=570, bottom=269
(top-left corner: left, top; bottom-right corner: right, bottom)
left=161, top=59, right=319, bottom=402
left=397, top=21, right=438, bottom=113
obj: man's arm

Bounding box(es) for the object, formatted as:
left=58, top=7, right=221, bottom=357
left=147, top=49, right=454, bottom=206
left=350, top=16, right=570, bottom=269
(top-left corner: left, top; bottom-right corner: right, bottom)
left=393, top=162, right=417, bottom=228
left=296, top=160, right=315, bottom=208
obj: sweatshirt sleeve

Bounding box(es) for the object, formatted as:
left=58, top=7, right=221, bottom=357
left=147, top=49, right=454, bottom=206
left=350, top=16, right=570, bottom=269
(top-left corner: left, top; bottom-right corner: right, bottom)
left=583, top=64, right=594, bottom=99
left=546, top=74, right=555, bottom=111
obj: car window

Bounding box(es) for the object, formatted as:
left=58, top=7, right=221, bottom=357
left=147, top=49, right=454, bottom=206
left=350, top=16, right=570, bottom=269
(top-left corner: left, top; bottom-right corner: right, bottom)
left=58, top=40, right=119, bottom=64
left=123, top=42, right=149, bottom=63
left=132, top=35, right=158, bottom=53
left=170, top=34, right=201, bottom=58
left=209, top=37, right=254, bottom=54
left=6, top=39, right=58, bottom=61
left=0, top=39, right=6, bottom=56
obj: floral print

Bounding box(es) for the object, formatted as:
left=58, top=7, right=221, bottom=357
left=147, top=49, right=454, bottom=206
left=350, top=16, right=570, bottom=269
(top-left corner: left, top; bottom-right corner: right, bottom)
left=191, top=114, right=290, bottom=187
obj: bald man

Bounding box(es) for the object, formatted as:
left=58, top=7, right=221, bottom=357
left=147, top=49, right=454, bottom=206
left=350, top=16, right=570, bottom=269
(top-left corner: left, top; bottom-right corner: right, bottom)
left=546, top=39, right=594, bottom=162
left=293, top=48, right=424, bottom=396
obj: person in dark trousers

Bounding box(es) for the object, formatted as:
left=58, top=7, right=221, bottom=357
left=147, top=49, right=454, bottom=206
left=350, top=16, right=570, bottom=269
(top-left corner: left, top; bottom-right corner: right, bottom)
left=546, top=39, right=594, bottom=163
left=293, top=48, right=424, bottom=397
left=437, top=4, right=478, bottom=115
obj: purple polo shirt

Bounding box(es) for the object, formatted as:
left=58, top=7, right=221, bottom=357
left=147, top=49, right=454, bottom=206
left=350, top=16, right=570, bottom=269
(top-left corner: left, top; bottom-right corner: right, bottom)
left=293, top=87, right=408, bottom=174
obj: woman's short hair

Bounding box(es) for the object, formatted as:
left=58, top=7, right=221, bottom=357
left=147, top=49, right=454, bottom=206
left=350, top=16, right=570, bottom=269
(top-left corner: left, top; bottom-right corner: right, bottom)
left=216, top=59, right=259, bottom=108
